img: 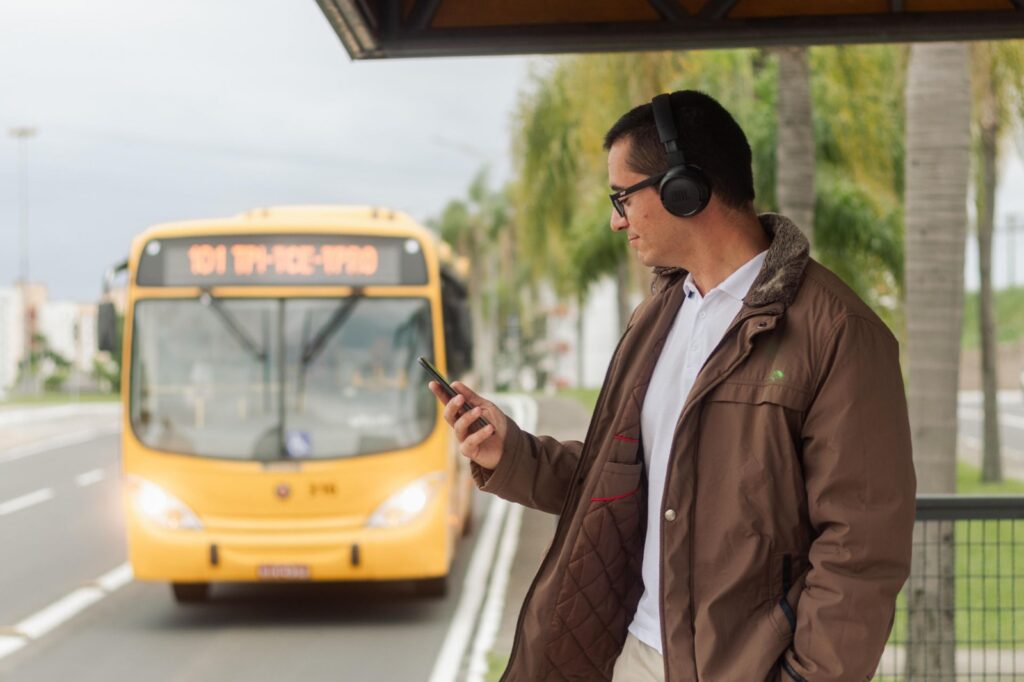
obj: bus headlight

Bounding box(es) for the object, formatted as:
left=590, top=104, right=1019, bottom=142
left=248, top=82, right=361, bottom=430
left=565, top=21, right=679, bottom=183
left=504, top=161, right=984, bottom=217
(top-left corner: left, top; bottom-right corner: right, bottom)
left=367, top=472, right=446, bottom=528
left=126, top=476, right=203, bottom=531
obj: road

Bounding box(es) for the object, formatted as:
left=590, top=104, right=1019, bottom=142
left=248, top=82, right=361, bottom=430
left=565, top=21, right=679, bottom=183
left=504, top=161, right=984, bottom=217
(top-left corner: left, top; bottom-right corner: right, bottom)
left=0, top=401, right=533, bottom=682
left=958, top=391, right=1024, bottom=477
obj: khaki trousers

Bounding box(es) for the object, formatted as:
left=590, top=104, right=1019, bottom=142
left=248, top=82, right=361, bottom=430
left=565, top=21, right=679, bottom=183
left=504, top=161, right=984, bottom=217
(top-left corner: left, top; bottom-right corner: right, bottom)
left=612, top=633, right=665, bottom=682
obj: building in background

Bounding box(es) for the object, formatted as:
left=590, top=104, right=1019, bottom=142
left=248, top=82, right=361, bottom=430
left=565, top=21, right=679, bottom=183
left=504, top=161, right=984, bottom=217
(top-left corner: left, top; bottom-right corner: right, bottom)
left=0, top=289, right=24, bottom=398
left=0, top=283, right=101, bottom=397
left=38, top=300, right=98, bottom=374
left=537, top=276, right=629, bottom=390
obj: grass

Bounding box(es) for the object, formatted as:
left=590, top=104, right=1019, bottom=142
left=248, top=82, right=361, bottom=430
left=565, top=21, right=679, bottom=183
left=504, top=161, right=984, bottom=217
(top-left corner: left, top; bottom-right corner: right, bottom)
left=888, top=461, right=1024, bottom=650
left=485, top=652, right=510, bottom=682
left=962, top=286, right=1024, bottom=349
left=1, top=392, right=118, bottom=406
left=556, top=387, right=600, bottom=412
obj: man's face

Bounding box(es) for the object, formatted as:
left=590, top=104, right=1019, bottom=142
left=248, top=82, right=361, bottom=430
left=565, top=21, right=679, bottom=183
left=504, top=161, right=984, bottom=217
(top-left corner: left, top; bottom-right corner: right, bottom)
left=607, top=138, right=686, bottom=269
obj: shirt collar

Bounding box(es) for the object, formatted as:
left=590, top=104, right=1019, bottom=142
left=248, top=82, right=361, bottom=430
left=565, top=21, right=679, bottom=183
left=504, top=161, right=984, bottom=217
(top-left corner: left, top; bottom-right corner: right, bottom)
left=682, top=250, right=768, bottom=302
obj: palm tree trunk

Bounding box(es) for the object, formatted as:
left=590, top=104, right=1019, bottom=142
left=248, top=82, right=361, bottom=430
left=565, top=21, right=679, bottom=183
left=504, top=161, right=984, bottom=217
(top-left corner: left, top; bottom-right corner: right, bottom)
left=775, top=46, right=816, bottom=251
left=904, top=42, right=971, bottom=680
left=977, top=77, right=1003, bottom=482
left=614, top=261, right=632, bottom=336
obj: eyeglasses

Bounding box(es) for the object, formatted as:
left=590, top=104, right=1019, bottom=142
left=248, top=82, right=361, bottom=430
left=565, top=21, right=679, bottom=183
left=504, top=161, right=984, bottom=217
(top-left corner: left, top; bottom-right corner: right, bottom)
left=609, top=172, right=665, bottom=219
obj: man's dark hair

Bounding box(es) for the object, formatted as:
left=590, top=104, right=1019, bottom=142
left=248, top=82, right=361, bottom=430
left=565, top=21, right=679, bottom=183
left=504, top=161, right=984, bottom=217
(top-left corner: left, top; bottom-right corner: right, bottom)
left=603, top=90, right=755, bottom=210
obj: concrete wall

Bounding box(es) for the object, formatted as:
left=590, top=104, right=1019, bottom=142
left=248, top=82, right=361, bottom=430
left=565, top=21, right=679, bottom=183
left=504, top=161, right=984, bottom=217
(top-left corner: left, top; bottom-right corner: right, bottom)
left=959, top=341, right=1024, bottom=391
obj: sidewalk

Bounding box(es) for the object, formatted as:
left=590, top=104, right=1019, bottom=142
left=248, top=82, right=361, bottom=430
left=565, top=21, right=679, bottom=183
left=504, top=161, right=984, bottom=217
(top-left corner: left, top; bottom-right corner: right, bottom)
left=487, top=395, right=591, bottom=672
left=0, top=403, right=120, bottom=453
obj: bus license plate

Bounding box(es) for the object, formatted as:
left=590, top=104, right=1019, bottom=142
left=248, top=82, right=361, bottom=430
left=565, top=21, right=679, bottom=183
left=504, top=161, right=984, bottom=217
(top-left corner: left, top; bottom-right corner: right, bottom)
left=257, top=564, right=311, bottom=581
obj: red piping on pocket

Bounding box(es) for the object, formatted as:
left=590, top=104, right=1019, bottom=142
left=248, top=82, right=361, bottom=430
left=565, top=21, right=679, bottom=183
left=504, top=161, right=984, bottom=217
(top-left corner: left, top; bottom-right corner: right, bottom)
left=613, top=434, right=639, bottom=443
left=591, top=487, right=640, bottom=503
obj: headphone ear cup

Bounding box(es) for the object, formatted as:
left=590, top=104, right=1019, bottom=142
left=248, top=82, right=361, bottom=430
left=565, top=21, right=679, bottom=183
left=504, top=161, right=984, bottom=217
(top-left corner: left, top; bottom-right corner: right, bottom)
left=659, top=166, right=711, bottom=217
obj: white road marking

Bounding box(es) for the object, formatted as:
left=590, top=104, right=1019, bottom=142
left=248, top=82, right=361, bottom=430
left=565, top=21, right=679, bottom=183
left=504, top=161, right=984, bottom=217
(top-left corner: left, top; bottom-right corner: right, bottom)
left=463, top=393, right=536, bottom=682
left=959, top=407, right=1024, bottom=430
left=961, top=435, right=1024, bottom=461
left=15, top=588, right=106, bottom=640
left=94, top=563, right=133, bottom=592
left=429, top=496, right=510, bottom=682
left=75, top=469, right=106, bottom=487
left=0, top=563, right=132, bottom=663
left=0, top=636, right=26, bottom=659
left=428, top=393, right=537, bottom=682
left=0, top=488, right=54, bottom=516
left=0, top=428, right=117, bottom=464
left=467, top=502, right=524, bottom=682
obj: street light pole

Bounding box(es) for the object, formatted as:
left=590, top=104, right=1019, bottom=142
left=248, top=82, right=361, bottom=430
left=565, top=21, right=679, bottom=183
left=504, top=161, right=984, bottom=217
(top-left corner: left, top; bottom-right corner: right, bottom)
left=9, top=126, right=37, bottom=394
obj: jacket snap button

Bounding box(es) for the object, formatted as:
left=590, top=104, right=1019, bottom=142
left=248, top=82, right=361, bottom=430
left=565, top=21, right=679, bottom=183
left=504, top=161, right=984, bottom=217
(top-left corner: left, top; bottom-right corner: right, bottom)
left=664, top=509, right=677, bottom=521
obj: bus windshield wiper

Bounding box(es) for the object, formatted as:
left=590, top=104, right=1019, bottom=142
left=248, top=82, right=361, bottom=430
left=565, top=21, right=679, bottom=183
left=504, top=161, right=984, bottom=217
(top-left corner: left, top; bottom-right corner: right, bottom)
left=200, top=290, right=267, bottom=363
left=301, top=290, right=363, bottom=368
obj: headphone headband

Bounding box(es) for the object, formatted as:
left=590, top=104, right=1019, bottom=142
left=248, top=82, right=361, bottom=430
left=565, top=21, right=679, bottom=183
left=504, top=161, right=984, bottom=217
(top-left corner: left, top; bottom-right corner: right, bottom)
left=651, top=94, right=687, bottom=168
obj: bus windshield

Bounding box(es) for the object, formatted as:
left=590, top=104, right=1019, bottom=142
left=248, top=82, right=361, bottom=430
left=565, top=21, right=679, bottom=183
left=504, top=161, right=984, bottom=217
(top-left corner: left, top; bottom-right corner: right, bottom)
left=129, top=296, right=436, bottom=460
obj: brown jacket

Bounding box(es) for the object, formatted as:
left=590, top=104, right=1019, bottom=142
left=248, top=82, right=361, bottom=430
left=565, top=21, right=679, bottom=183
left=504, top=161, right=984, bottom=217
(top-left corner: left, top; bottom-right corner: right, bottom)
left=475, top=214, right=916, bottom=681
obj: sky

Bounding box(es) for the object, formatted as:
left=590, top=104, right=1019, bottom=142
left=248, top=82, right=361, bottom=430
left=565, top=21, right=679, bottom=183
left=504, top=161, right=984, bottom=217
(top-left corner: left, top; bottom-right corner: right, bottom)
left=1, top=2, right=1022, bottom=301
left=0, top=0, right=534, bottom=300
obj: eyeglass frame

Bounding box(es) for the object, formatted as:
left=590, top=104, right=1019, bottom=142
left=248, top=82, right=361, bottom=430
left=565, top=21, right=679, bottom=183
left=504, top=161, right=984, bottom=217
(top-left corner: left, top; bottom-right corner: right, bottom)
left=608, top=172, right=666, bottom=219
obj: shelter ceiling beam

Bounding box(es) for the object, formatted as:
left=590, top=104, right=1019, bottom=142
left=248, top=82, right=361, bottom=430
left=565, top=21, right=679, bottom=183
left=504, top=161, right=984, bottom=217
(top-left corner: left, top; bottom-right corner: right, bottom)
left=698, top=0, right=739, bottom=21
left=648, top=0, right=691, bottom=26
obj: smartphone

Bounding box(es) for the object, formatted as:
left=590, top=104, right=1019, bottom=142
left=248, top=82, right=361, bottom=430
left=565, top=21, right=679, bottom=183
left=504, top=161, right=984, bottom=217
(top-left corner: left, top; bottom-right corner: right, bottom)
left=418, top=356, right=489, bottom=431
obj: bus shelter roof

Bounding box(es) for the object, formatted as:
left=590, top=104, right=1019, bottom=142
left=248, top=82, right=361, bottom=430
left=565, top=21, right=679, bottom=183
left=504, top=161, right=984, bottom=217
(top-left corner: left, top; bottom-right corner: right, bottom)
left=316, top=0, right=1024, bottom=60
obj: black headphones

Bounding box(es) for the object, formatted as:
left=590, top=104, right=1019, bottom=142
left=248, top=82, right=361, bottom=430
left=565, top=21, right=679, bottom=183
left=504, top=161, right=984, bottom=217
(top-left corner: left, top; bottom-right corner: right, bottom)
left=651, top=93, right=711, bottom=217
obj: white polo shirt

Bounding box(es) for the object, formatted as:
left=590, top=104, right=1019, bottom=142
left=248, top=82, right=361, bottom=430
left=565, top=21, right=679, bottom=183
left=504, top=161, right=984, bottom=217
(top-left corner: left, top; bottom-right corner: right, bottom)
left=628, top=250, right=767, bottom=653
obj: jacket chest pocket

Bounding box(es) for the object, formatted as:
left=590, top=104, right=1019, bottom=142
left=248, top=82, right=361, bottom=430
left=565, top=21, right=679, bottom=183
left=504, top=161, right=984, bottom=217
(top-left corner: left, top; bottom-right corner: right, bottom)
left=703, top=381, right=809, bottom=469
left=543, top=459, right=646, bottom=681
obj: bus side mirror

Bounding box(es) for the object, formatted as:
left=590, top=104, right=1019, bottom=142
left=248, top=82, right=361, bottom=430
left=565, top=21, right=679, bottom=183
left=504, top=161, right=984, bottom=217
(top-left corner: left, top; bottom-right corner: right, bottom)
left=98, top=302, right=119, bottom=353
left=441, top=270, right=473, bottom=378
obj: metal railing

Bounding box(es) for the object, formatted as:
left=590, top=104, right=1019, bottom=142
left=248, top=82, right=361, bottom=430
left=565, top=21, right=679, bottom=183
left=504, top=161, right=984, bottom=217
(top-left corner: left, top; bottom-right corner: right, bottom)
left=875, top=495, right=1024, bottom=680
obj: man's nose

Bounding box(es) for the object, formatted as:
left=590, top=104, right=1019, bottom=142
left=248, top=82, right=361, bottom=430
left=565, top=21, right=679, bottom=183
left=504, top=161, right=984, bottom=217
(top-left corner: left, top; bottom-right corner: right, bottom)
left=610, top=209, right=628, bottom=231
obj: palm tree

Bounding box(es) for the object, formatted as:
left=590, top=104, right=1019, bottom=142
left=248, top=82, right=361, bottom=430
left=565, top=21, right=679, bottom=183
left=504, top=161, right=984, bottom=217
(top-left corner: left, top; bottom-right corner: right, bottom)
left=903, top=41, right=971, bottom=679
left=774, top=46, right=815, bottom=249
left=970, top=40, right=1024, bottom=482
left=430, top=170, right=510, bottom=390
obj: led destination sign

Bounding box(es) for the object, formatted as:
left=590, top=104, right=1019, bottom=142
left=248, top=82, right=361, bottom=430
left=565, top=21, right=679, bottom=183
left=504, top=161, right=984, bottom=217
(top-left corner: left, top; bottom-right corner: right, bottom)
left=136, top=234, right=428, bottom=287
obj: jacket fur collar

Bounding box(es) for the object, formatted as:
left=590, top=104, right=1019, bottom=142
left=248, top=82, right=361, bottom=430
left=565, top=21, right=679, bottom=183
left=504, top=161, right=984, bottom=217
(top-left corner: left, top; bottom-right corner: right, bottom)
left=651, top=213, right=810, bottom=309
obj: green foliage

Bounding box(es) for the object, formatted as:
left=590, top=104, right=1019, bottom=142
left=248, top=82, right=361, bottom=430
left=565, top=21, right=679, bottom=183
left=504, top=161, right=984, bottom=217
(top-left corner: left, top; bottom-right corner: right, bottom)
left=17, top=332, right=74, bottom=393
left=91, top=355, right=121, bottom=393
left=813, top=168, right=903, bottom=330
left=810, top=45, right=907, bottom=201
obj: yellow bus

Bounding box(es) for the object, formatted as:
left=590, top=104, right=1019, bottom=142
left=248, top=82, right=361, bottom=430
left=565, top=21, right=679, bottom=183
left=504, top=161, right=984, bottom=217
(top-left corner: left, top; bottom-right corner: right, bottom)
left=98, top=206, right=475, bottom=603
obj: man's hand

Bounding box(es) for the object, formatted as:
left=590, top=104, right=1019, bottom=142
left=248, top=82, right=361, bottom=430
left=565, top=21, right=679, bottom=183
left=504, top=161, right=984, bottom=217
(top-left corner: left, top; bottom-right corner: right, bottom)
left=428, top=380, right=507, bottom=471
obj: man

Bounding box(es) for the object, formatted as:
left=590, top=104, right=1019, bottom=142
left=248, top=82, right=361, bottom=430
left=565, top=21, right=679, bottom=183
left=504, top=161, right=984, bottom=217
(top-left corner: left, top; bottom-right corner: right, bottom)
left=430, top=90, right=916, bottom=681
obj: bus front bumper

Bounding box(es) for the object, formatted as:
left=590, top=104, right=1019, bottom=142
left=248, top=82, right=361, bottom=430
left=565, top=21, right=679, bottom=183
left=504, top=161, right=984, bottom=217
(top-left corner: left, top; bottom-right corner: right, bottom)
left=126, top=501, right=453, bottom=584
